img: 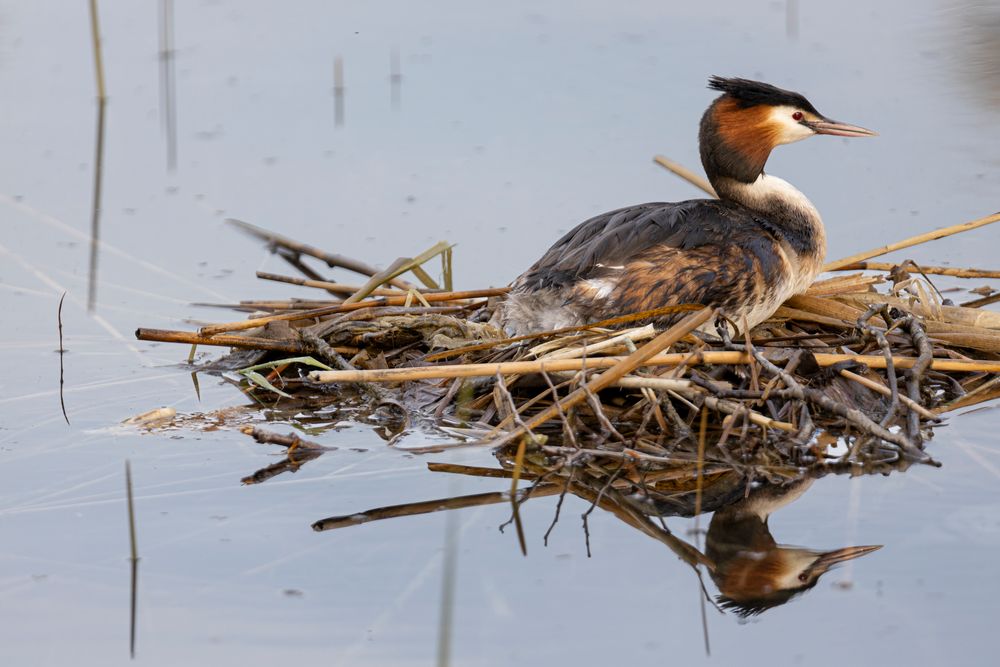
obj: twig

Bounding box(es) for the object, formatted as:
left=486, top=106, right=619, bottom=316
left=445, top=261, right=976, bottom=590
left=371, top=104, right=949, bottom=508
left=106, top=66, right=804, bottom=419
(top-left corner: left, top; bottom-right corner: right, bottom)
left=580, top=462, right=625, bottom=557
left=492, top=308, right=716, bottom=447
left=541, top=369, right=579, bottom=449
left=543, top=469, right=573, bottom=546
left=733, top=331, right=934, bottom=463
left=856, top=305, right=901, bottom=428
left=239, top=425, right=332, bottom=451
left=823, top=211, right=1000, bottom=271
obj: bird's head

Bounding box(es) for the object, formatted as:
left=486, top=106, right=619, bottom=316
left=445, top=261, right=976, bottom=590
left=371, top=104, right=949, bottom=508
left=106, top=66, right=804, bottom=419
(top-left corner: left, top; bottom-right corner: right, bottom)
left=700, top=76, right=877, bottom=184
left=713, top=543, right=883, bottom=618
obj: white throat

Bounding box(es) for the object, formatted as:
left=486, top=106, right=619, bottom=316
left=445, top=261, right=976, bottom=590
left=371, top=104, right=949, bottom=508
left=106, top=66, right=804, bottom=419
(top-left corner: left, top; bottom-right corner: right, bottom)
left=729, top=174, right=821, bottom=225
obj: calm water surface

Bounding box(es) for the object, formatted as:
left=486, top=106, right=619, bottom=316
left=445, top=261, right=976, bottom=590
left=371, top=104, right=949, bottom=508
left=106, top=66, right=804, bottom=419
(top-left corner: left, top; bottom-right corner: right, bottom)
left=2, top=1, right=999, bottom=665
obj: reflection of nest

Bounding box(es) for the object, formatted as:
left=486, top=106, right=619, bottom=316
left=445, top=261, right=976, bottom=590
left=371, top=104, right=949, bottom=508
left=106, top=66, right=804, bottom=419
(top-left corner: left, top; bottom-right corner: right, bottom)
left=137, top=222, right=1000, bottom=483
left=288, top=435, right=882, bottom=618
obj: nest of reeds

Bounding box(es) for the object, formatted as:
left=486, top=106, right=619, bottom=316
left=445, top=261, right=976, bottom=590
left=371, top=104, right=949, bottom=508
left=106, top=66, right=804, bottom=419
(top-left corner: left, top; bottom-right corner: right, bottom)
left=136, top=214, right=1000, bottom=488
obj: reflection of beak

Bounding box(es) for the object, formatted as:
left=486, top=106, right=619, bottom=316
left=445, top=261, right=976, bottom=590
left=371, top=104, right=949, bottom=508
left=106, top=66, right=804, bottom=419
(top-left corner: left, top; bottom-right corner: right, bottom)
left=813, top=544, right=883, bottom=571
left=804, top=118, right=878, bottom=137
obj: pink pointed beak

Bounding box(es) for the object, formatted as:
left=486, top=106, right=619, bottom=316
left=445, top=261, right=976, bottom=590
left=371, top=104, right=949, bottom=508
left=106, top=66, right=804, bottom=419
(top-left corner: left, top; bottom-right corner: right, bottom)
left=805, top=117, right=878, bottom=137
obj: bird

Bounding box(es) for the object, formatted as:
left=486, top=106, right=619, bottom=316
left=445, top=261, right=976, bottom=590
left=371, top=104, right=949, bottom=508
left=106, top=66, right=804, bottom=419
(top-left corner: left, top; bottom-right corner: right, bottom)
left=705, top=479, right=881, bottom=617
left=493, top=76, right=876, bottom=336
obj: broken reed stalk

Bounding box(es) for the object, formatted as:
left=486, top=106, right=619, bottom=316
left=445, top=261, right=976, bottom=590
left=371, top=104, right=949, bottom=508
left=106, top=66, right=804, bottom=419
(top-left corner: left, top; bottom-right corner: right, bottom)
left=198, top=288, right=504, bottom=335
left=829, top=262, right=1000, bottom=279
left=135, top=327, right=357, bottom=355
left=312, top=485, right=563, bottom=531
left=343, top=240, right=452, bottom=304
left=88, top=0, right=107, bottom=101
left=823, top=211, right=1000, bottom=271
left=255, top=271, right=412, bottom=296
left=227, top=218, right=416, bottom=289
left=653, top=155, right=717, bottom=197
left=308, top=350, right=1000, bottom=383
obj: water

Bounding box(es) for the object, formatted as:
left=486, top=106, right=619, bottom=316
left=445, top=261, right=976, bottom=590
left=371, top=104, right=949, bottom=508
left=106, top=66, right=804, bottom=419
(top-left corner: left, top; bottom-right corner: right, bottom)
left=2, top=1, right=999, bottom=664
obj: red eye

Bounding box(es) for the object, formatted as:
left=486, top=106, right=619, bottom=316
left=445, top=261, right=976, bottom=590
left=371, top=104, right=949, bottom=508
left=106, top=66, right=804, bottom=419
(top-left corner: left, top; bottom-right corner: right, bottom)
left=792, top=111, right=804, bottom=121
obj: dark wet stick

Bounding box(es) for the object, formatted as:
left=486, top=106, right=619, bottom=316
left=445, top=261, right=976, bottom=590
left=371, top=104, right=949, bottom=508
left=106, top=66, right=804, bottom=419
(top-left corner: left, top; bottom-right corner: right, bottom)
left=57, top=292, right=69, bottom=425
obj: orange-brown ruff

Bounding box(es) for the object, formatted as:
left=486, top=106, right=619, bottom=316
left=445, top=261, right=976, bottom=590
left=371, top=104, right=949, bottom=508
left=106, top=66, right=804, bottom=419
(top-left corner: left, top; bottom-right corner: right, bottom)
left=494, top=77, right=875, bottom=335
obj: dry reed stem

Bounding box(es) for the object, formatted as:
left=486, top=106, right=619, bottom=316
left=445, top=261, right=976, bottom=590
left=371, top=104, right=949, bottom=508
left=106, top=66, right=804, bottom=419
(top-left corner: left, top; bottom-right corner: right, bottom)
left=135, top=327, right=359, bottom=354
left=343, top=241, right=452, bottom=304
left=197, top=289, right=503, bottom=335
left=830, top=262, right=1000, bottom=279
left=311, top=485, right=563, bottom=531
left=308, top=350, right=1000, bottom=383
left=256, top=272, right=408, bottom=296
left=227, top=218, right=415, bottom=289
left=837, top=292, right=1000, bottom=330
left=653, top=155, right=717, bottom=197
left=492, top=308, right=716, bottom=446
left=424, top=304, right=703, bottom=362
left=823, top=211, right=1000, bottom=271
left=536, top=325, right=657, bottom=361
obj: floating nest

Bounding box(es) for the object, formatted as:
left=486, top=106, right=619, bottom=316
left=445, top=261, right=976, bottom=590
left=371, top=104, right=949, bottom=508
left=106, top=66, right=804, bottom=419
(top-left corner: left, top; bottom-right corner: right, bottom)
left=135, top=217, right=1000, bottom=493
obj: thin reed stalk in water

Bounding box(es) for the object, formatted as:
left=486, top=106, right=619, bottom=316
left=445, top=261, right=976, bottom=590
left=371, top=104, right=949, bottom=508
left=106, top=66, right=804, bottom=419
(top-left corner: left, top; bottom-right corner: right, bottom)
left=125, top=461, right=139, bottom=659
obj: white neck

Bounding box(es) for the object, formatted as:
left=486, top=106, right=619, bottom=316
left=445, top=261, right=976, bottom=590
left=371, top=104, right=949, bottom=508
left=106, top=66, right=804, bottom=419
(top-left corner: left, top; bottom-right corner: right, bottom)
left=717, top=173, right=826, bottom=262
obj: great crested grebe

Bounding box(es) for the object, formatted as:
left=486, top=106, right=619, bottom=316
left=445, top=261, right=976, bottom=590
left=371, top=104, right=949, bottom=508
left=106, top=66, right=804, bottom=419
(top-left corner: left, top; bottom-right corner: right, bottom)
left=494, top=76, right=876, bottom=335
left=706, top=479, right=881, bottom=617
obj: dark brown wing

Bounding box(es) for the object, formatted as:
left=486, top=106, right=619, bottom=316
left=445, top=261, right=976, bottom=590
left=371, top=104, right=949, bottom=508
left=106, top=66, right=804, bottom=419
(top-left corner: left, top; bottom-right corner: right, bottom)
left=513, top=199, right=784, bottom=293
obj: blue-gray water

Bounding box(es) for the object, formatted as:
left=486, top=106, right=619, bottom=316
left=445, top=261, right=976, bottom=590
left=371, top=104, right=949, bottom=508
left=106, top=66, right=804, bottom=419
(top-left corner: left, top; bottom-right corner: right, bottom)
left=2, top=1, right=999, bottom=665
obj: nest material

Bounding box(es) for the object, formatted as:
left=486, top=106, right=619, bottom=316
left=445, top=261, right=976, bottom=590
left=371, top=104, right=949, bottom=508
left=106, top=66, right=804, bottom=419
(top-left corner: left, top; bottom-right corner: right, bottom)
left=135, top=222, right=1000, bottom=485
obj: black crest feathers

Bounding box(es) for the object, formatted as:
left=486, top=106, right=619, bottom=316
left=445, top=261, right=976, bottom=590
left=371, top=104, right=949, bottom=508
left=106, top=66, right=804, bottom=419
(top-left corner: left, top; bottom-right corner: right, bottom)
left=707, top=76, right=818, bottom=113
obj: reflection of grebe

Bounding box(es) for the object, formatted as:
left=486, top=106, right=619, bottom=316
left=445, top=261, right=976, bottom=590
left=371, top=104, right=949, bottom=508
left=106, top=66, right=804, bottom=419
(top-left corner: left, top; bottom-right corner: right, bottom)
left=495, top=77, right=875, bottom=335
left=706, top=479, right=881, bottom=617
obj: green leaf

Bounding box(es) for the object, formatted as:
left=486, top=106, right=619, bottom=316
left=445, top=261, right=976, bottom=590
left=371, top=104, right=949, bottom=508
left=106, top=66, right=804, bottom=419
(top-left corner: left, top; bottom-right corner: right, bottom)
left=237, top=356, right=334, bottom=375
left=241, top=370, right=292, bottom=398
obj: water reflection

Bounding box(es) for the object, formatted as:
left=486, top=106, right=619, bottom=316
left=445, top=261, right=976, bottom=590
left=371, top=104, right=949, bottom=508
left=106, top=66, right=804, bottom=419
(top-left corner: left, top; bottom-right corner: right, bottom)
left=705, top=479, right=880, bottom=617
left=390, top=48, right=402, bottom=111
left=334, top=56, right=345, bottom=127
left=240, top=427, right=882, bottom=617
